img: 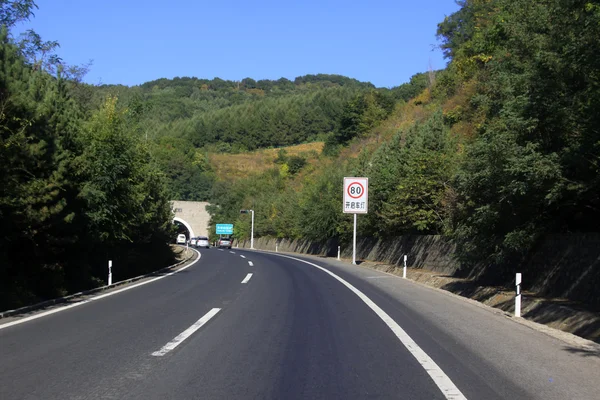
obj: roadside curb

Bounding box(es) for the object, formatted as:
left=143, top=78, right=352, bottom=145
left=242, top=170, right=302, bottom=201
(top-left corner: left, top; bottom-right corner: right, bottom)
left=0, top=246, right=196, bottom=320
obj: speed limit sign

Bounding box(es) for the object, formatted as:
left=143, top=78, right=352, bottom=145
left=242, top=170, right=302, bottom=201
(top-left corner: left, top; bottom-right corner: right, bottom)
left=343, top=177, right=368, bottom=214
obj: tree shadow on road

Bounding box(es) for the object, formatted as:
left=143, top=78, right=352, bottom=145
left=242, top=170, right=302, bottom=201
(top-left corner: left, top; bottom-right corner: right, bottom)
left=562, top=345, right=600, bottom=359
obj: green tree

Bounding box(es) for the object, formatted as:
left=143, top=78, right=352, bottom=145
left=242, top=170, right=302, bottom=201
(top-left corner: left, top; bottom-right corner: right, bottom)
left=0, top=28, right=85, bottom=305
left=333, top=91, right=395, bottom=145
left=298, top=166, right=346, bottom=241
left=287, top=155, right=307, bottom=175
left=76, top=96, right=175, bottom=278
left=0, top=0, right=37, bottom=28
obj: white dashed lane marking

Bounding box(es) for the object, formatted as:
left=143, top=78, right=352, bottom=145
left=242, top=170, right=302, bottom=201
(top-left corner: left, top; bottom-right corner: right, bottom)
left=152, top=308, right=221, bottom=357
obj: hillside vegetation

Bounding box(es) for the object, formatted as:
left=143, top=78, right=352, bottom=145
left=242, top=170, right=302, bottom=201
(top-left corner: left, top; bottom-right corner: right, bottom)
left=208, top=0, right=600, bottom=286
left=88, top=72, right=428, bottom=200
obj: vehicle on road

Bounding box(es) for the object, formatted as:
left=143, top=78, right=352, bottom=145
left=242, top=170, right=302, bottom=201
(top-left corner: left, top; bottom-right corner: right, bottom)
left=190, top=237, right=197, bottom=247
left=196, top=236, right=210, bottom=249
left=218, top=237, right=232, bottom=249
left=176, top=234, right=187, bottom=244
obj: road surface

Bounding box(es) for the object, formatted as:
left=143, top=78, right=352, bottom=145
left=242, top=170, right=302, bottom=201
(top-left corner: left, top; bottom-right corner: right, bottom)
left=1, top=248, right=599, bottom=399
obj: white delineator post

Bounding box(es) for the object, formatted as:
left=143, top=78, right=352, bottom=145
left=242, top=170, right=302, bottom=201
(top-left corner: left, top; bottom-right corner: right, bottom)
left=250, top=210, right=255, bottom=249
left=337, top=246, right=341, bottom=261
left=108, top=260, right=113, bottom=285
left=403, top=255, right=407, bottom=279
left=515, top=273, right=522, bottom=317
left=352, top=214, right=357, bottom=265
left=276, top=244, right=278, bottom=252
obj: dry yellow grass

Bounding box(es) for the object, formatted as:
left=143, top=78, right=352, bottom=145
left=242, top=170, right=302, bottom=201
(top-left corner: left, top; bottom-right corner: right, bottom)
left=209, top=142, right=324, bottom=180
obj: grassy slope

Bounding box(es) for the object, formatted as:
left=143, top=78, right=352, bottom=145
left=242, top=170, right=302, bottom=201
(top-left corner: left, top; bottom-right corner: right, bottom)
left=205, top=93, right=439, bottom=181
left=208, top=142, right=324, bottom=180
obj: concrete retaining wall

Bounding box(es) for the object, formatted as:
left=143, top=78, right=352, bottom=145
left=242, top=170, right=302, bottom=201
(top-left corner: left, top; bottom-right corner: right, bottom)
left=238, top=236, right=459, bottom=274
left=525, top=234, right=600, bottom=308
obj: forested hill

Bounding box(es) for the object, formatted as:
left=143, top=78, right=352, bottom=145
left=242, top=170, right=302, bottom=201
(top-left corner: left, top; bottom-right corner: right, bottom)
left=90, top=73, right=419, bottom=150
left=87, top=73, right=429, bottom=200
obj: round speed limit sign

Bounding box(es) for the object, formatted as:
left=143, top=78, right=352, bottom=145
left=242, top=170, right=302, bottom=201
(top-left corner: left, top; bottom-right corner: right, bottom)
left=347, top=182, right=365, bottom=199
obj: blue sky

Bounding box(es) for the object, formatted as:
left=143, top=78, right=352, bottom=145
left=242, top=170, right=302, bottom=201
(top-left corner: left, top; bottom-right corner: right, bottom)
left=17, top=0, right=460, bottom=88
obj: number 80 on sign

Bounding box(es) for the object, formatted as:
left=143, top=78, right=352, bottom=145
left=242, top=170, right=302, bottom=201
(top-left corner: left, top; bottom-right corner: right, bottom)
left=343, top=177, right=368, bottom=214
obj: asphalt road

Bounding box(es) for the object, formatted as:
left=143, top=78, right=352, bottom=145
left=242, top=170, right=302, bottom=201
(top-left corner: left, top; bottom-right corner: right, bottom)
left=1, top=248, right=599, bottom=400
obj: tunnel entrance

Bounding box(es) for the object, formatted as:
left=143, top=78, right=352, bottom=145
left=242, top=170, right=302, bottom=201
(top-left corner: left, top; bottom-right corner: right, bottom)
left=172, top=216, right=195, bottom=242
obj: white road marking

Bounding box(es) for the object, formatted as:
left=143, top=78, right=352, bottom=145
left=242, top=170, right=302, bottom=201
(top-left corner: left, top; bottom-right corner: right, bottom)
left=0, top=250, right=203, bottom=331
left=240, top=255, right=246, bottom=259
left=229, top=251, right=236, bottom=254
left=263, top=253, right=467, bottom=400
left=218, top=249, right=224, bottom=252
left=248, top=261, right=254, bottom=267
left=241, top=273, right=253, bottom=284
left=152, top=308, right=221, bottom=357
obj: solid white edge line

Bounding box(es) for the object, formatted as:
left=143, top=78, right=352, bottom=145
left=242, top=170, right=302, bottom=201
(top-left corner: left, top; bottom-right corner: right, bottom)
left=264, top=252, right=467, bottom=400
left=241, top=273, right=253, bottom=284
left=0, top=250, right=203, bottom=331
left=248, top=261, right=254, bottom=266
left=152, top=308, right=221, bottom=357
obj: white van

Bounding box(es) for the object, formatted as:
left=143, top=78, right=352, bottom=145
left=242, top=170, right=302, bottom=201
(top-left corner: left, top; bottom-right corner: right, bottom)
left=176, top=234, right=187, bottom=244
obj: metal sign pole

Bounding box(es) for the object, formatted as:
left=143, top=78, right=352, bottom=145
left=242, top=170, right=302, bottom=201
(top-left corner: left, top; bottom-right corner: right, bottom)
left=352, top=214, right=357, bottom=265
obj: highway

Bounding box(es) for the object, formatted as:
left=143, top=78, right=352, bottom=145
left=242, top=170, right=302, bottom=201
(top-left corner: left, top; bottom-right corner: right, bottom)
left=1, top=248, right=599, bottom=400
